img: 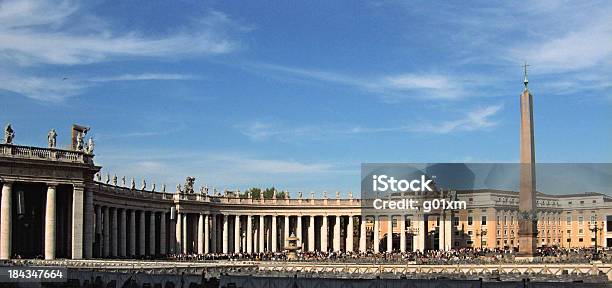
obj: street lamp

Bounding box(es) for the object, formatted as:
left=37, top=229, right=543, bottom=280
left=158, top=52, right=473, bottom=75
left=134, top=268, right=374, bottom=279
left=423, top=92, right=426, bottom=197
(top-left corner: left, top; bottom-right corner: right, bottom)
left=589, top=221, right=603, bottom=260
left=476, top=228, right=487, bottom=249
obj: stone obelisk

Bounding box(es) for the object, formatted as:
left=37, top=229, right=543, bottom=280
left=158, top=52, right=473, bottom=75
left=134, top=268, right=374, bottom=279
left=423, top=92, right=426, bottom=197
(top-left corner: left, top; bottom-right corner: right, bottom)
left=518, top=63, right=537, bottom=257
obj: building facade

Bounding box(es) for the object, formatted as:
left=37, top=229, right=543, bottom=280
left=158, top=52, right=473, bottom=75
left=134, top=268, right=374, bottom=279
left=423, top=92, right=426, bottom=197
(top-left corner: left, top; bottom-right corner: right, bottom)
left=1, top=138, right=611, bottom=260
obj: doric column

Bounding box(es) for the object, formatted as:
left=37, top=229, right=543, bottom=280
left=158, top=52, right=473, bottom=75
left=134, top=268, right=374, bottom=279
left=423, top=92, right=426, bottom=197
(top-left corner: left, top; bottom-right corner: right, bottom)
left=321, top=215, right=328, bottom=252
left=84, top=187, right=94, bottom=259
left=149, top=212, right=156, bottom=256
left=182, top=213, right=188, bottom=254
left=373, top=215, right=380, bottom=253
left=347, top=216, right=354, bottom=252
left=129, top=210, right=136, bottom=257
left=359, top=216, right=367, bottom=252
left=414, top=214, right=425, bottom=252
left=271, top=215, right=277, bottom=252
left=120, top=209, right=127, bottom=257
left=246, top=215, right=253, bottom=253
left=333, top=215, right=341, bottom=251
left=159, top=212, right=166, bottom=255
left=204, top=214, right=210, bottom=254
left=44, top=184, right=57, bottom=260
left=296, top=216, right=302, bottom=249
left=235, top=215, right=241, bottom=253
left=210, top=214, right=216, bottom=253
left=308, top=216, right=315, bottom=252
left=387, top=215, right=393, bottom=252
left=284, top=215, right=290, bottom=247
left=259, top=215, right=265, bottom=252
left=95, top=205, right=102, bottom=257
left=197, top=213, right=204, bottom=254
left=71, top=185, right=84, bottom=259
left=0, top=182, right=12, bottom=260
left=399, top=215, right=406, bottom=252
left=175, top=212, right=182, bottom=254
left=222, top=214, right=229, bottom=254
left=111, top=208, right=118, bottom=257
left=103, top=207, right=110, bottom=257
left=139, top=211, right=146, bottom=256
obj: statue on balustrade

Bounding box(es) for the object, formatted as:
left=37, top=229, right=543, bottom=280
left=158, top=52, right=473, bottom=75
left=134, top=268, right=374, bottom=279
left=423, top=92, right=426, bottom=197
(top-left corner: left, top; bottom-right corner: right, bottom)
left=121, top=176, right=126, bottom=187
left=183, top=176, right=195, bottom=194
left=162, top=184, right=166, bottom=192
left=4, top=123, right=14, bottom=144
left=95, top=172, right=101, bottom=181
left=112, top=174, right=117, bottom=186
left=130, top=178, right=136, bottom=190
left=141, top=179, right=147, bottom=190
left=151, top=183, right=156, bottom=192
left=323, top=191, right=328, bottom=199
left=297, top=191, right=302, bottom=199
left=85, top=137, right=95, bottom=154
left=177, top=184, right=182, bottom=193
left=47, top=129, right=57, bottom=148
left=105, top=173, right=110, bottom=184
left=76, top=131, right=85, bottom=151
left=336, top=191, right=340, bottom=199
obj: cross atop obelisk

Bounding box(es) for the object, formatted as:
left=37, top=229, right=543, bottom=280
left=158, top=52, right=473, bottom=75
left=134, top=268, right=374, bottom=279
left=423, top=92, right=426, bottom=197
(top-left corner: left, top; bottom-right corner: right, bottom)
left=518, top=62, right=537, bottom=257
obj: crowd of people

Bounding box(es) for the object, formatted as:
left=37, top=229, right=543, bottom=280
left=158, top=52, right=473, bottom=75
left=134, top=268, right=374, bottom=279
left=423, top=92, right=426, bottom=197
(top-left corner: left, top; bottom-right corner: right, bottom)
left=166, top=246, right=611, bottom=264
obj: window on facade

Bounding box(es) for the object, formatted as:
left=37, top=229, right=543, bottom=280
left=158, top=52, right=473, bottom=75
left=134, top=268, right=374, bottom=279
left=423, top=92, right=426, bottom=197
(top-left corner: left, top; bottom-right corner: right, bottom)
left=468, top=216, right=473, bottom=226
left=579, top=229, right=583, bottom=234
left=392, top=219, right=397, bottom=228
left=607, top=215, right=612, bottom=232
left=579, top=238, right=583, bottom=242
left=467, top=240, right=473, bottom=245
left=468, top=231, right=473, bottom=235
left=566, top=216, right=571, bottom=223
left=590, top=215, right=596, bottom=224
left=481, top=216, right=487, bottom=225
left=578, top=216, right=584, bottom=225
left=580, top=201, right=584, bottom=205
left=566, top=230, right=571, bottom=234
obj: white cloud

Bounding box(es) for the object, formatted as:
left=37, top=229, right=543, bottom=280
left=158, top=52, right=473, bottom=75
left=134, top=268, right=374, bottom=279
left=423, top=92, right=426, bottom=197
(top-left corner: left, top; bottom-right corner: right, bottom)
left=89, top=73, right=196, bottom=82
left=238, top=105, right=503, bottom=141
left=0, top=69, right=84, bottom=101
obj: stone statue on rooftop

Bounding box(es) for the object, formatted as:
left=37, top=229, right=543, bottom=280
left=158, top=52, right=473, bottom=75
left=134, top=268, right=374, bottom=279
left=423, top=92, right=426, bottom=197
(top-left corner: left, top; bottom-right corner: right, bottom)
left=310, top=191, right=315, bottom=199
left=336, top=191, right=340, bottom=199
left=85, top=137, right=95, bottom=154
left=177, top=184, right=182, bottom=193
left=105, top=173, right=110, bottom=184
left=76, top=131, right=85, bottom=151
left=47, top=129, right=57, bottom=148
left=121, top=176, right=126, bottom=187
left=130, top=178, right=136, bottom=190
left=323, top=191, right=328, bottom=199
left=162, top=184, right=166, bottom=192
left=112, top=174, right=117, bottom=186
left=183, top=176, right=195, bottom=194
left=151, top=183, right=156, bottom=192
left=141, top=179, right=146, bottom=190
left=95, top=172, right=101, bottom=181
left=297, top=191, right=302, bottom=199
left=4, top=123, right=14, bottom=145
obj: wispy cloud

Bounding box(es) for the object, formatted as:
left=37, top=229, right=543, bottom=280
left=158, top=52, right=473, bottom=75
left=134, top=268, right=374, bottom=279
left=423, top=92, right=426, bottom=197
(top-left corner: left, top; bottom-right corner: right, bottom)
left=89, top=73, right=197, bottom=82
left=0, top=0, right=244, bottom=101
left=246, top=63, right=467, bottom=101
left=238, top=104, right=503, bottom=141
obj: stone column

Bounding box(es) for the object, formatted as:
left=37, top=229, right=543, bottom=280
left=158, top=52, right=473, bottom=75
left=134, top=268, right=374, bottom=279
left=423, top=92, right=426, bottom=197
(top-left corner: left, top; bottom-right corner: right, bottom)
left=308, top=216, right=315, bottom=252
left=296, top=216, right=302, bottom=249
left=321, top=216, right=328, bottom=252
left=439, top=213, right=446, bottom=251
left=444, top=213, right=452, bottom=250
left=235, top=215, right=241, bottom=253
left=387, top=215, right=393, bottom=252
left=120, top=209, right=127, bottom=257
left=414, top=214, right=425, bottom=252
left=139, top=211, right=146, bottom=256
left=222, top=214, right=229, bottom=254
left=359, top=216, right=367, bottom=252
left=333, top=215, right=341, bottom=251
left=182, top=213, right=188, bottom=254
left=149, top=212, right=156, bottom=256
left=399, top=215, right=406, bottom=252
left=246, top=215, right=253, bottom=253
left=204, top=214, right=210, bottom=254
left=84, top=187, right=94, bottom=259
left=346, top=216, right=354, bottom=252
left=373, top=215, right=380, bottom=253
left=271, top=215, right=277, bottom=252
left=72, top=185, right=84, bottom=259
left=284, top=216, right=290, bottom=247
left=259, top=215, right=265, bottom=252
left=95, top=205, right=102, bottom=257
left=111, top=208, right=118, bottom=257
left=197, top=213, right=204, bottom=254
left=129, top=210, right=136, bottom=257
left=44, top=184, right=57, bottom=260
left=103, top=207, right=110, bottom=257
left=159, top=212, right=166, bottom=255
left=210, top=214, right=216, bottom=253
left=175, top=212, right=182, bottom=254
left=0, top=182, right=11, bottom=260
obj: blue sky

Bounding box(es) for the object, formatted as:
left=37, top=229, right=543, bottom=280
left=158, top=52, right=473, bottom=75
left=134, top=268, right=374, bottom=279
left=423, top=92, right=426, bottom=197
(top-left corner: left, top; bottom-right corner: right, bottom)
left=0, top=0, right=610, bottom=194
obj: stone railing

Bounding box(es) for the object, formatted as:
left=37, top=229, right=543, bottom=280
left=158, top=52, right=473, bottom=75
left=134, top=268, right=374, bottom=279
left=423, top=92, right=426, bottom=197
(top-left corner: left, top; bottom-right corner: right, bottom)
left=0, top=143, right=92, bottom=164
left=94, top=181, right=361, bottom=206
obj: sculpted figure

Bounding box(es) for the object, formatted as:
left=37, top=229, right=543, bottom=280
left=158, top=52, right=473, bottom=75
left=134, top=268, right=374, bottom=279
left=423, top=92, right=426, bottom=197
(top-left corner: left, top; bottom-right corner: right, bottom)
left=162, top=184, right=166, bottom=192
left=121, top=176, right=126, bottom=187
left=47, top=129, right=57, bottom=148
left=297, top=191, right=302, bottom=199
left=112, top=174, right=117, bottom=186
left=141, top=179, right=146, bottom=190
left=336, top=191, right=340, bottom=199
left=183, top=177, right=195, bottom=194
left=105, top=173, right=110, bottom=184
left=95, top=173, right=101, bottom=181
left=4, top=123, right=14, bottom=144
left=348, top=191, right=353, bottom=199
left=86, top=138, right=95, bottom=154
left=323, top=191, right=328, bottom=199
left=310, top=191, right=315, bottom=199
left=76, top=132, right=84, bottom=151
left=130, top=178, right=136, bottom=190
left=177, top=184, right=182, bottom=193
left=151, top=183, right=156, bottom=192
